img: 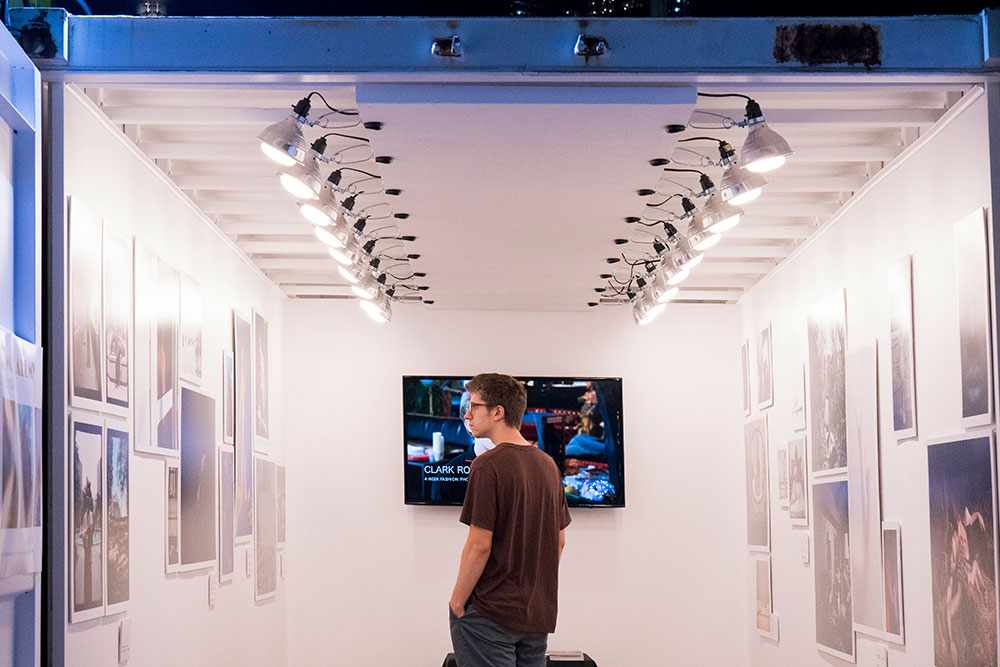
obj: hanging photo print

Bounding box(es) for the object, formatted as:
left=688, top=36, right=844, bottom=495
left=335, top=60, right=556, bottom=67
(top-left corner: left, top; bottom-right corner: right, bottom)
left=808, top=289, right=847, bottom=476
left=219, top=447, right=235, bottom=583
left=165, top=459, right=180, bottom=574
left=787, top=436, right=808, bottom=527
left=755, top=554, right=777, bottom=640
left=887, top=255, right=917, bottom=440
left=254, top=456, right=277, bottom=601
left=756, top=323, right=774, bottom=409
left=68, top=197, right=104, bottom=411
left=812, top=478, right=855, bottom=662
left=223, top=350, right=234, bottom=445
left=741, top=340, right=751, bottom=416
left=234, top=311, right=253, bottom=543
left=132, top=241, right=154, bottom=452
left=745, top=415, right=770, bottom=552
left=105, top=421, right=130, bottom=615
left=152, top=257, right=179, bottom=455
left=253, top=310, right=269, bottom=445
left=954, top=209, right=993, bottom=428
left=882, top=520, right=905, bottom=645
left=179, top=273, right=203, bottom=385
left=70, top=417, right=104, bottom=623
left=179, top=387, right=217, bottom=571
left=103, top=228, right=132, bottom=417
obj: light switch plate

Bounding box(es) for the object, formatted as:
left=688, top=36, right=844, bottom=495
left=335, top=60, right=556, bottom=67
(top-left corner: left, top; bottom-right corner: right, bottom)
left=209, top=574, right=218, bottom=607
left=874, top=644, right=888, bottom=667
left=118, top=617, right=132, bottom=664
left=799, top=533, right=811, bottom=564
left=246, top=548, right=253, bottom=577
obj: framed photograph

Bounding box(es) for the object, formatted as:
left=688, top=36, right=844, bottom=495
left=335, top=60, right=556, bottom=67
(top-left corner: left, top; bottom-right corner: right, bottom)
left=928, top=430, right=997, bottom=667
left=253, top=309, right=270, bottom=446
left=165, top=459, right=180, bottom=574
left=808, top=289, right=848, bottom=477
left=151, top=257, right=180, bottom=456
left=103, top=228, right=132, bottom=417
left=219, top=447, right=235, bottom=583
left=812, top=478, right=855, bottom=662
left=254, top=456, right=278, bottom=601
left=68, top=197, right=105, bottom=412
left=882, top=520, right=905, bottom=645
left=179, top=386, right=217, bottom=571
left=105, top=420, right=130, bottom=616
left=756, top=323, right=774, bottom=409
left=234, top=311, right=253, bottom=543
left=132, top=240, right=154, bottom=453
left=70, top=417, right=104, bottom=623
left=1, top=398, right=21, bottom=531
left=791, top=363, right=807, bottom=432
left=888, top=255, right=917, bottom=440
left=277, top=464, right=286, bottom=547
left=846, top=341, right=884, bottom=637
left=788, top=436, right=809, bottom=527
left=222, top=350, right=235, bottom=445
left=776, top=446, right=789, bottom=510
left=179, top=274, right=203, bottom=385
left=745, top=415, right=770, bottom=552
left=741, top=340, right=751, bottom=416
left=755, top=554, right=777, bottom=640
left=954, top=209, right=993, bottom=428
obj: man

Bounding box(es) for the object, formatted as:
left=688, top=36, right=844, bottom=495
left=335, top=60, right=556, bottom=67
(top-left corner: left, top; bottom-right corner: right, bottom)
left=449, top=373, right=571, bottom=667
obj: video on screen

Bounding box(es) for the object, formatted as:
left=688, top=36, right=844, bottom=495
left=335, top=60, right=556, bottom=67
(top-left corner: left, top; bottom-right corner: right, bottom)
left=402, top=376, right=625, bottom=507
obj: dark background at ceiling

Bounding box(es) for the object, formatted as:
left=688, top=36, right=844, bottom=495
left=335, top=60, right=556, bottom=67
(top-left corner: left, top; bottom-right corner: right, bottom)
left=40, top=0, right=1000, bottom=18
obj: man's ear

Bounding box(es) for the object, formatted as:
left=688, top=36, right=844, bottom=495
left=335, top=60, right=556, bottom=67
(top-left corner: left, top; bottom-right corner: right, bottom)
left=493, top=405, right=506, bottom=423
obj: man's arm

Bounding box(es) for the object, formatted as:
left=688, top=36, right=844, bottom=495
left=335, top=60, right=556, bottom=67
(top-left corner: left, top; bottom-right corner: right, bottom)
left=559, top=529, right=566, bottom=564
left=449, top=524, right=493, bottom=617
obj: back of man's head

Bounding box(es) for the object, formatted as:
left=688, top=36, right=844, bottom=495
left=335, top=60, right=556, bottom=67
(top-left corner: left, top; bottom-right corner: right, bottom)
left=466, top=373, right=527, bottom=429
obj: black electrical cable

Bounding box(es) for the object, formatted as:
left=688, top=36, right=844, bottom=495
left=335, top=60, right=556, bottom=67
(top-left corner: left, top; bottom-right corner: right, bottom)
left=308, top=92, right=360, bottom=115
left=696, top=92, right=753, bottom=101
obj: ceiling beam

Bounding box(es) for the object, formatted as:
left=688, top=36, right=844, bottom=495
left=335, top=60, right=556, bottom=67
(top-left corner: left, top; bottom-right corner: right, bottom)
left=739, top=202, right=841, bottom=218
left=725, top=224, right=814, bottom=240
left=239, top=241, right=329, bottom=254
left=786, top=146, right=903, bottom=163
left=692, top=259, right=775, bottom=275
left=217, top=222, right=315, bottom=235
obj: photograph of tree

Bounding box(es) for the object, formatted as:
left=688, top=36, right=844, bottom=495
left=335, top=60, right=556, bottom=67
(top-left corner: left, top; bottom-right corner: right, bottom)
left=928, top=433, right=997, bottom=667
left=105, top=424, right=129, bottom=614
left=71, top=418, right=104, bottom=623
left=813, top=478, right=854, bottom=661
left=808, top=289, right=847, bottom=475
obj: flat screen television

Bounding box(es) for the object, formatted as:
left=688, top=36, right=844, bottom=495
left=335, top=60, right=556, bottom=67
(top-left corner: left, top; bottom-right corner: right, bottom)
left=403, top=375, right=625, bottom=507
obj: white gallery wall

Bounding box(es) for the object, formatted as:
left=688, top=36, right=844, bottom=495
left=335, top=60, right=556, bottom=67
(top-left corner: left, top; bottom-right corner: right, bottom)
left=61, top=86, right=288, bottom=666
left=283, top=302, right=748, bottom=667
left=740, top=89, right=993, bottom=666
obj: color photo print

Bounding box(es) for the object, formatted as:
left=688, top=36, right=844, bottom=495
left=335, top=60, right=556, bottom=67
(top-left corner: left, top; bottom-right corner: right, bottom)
left=745, top=415, right=770, bottom=552
left=846, top=342, right=884, bottom=637
left=254, top=456, right=277, bottom=601
left=68, top=197, right=104, bottom=412
left=808, top=289, right=848, bottom=476
left=152, top=256, right=180, bottom=455
left=70, top=417, right=104, bottom=623
left=954, top=209, right=994, bottom=428
left=234, top=311, right=253, bottom=543
left=812, top=478, right=855, bottom=662
left=928, top=432, right=998, bottom=667
left=887, top=254, right=917, bottom=440
left=179, top=387, right=216, bottom=571
left=105, top=422, right=129, bottom=615
left=102, top=227, right=131, bottom=417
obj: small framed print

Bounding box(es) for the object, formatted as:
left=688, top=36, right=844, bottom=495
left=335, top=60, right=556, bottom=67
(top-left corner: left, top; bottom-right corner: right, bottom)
left=741, top=340, right=751, bottom=416
left=881, top=520, right=904, bottom=645
left=222, top=350, right=235, bottom=446
left=756, top=323, right=774, bottom=410
left=754, top=554, right=778, bottom=641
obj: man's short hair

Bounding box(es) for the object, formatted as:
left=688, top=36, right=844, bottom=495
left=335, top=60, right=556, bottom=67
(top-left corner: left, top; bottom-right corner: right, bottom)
left=466, top=373, right=527, bottom=429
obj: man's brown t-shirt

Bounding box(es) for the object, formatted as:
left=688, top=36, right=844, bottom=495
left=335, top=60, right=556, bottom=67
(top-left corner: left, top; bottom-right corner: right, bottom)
left=459, top=442, right=572, bottom=634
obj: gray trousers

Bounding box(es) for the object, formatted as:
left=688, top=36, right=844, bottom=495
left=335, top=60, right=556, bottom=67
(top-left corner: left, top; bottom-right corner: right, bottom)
left=449, top=603, right=548, bottom=667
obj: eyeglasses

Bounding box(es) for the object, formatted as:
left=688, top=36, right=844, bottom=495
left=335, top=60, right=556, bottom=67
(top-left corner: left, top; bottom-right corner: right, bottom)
left=466, top=402, right=491, bottom=413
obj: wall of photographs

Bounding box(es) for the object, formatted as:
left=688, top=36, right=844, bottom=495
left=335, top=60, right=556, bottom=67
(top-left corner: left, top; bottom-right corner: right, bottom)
left=61, top=87, right=288, bottom=665
left=740, top=90, right=996, bottom=666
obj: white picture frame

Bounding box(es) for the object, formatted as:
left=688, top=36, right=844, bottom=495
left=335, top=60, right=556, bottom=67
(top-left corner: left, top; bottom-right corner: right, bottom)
left=881, top=520, right=905, bottom=645
left=222, top=350, right=234, bottom=445
left=68, top=197, right=105, bottom=414
left=754, top=554, right=778, bottom=641
left=252, top=309, right=270, bottom=448
left=808, top=289, right=848, bottom=478
left=741, top=339, right=751, bottom=417
left=179, top=273, right=203, bottom=385
left=254, top=455, right=278, bottom=601
left=69, top=415, right=105, bottom=623
left=788, top=435, right=809, bottom=527
left=102, top=228, right=132, bottom=419
left=954, top=208, right=993, bottom=428
left=745, top=414, right=770, bottom=552
left=756, top=322, right=774, bottom=410
left=104, top=417, right=130, bottom=617
left=887, top=254, right=917, bottom=440
left=219, top=446, right=235, bottom=584
left=132, top=240, right=154, bottom=453
left=164, top=459, right=180, bottom=574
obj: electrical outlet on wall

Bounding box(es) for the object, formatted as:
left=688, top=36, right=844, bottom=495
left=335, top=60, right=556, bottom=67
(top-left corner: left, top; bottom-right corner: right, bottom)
left=874, top=644, right=888, bottom=667
left=118, top=618, right=132, bottom=664
left=799, top=532, right=810, bottom=564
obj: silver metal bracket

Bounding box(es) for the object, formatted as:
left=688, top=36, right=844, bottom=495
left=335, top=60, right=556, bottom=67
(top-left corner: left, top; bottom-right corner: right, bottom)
left=574, top=34, right=608, bottom=58
left=431, top=36, right=463, bottom=58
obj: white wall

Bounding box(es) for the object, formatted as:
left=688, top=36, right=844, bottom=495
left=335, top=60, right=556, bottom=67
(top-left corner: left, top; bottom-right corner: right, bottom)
left=284, top=301, right=747, bottom=667
left=740, top=89, right=993, bottom=666
left=62, top=86, right=287, bottom=666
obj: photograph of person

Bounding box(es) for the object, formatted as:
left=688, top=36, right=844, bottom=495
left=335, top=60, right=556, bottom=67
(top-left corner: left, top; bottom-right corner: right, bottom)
left=888, top=255, right=917, bottom=439
left=808, top=289, right=848, bottom=475
left=106, top=424, right=130, bottom=613
left=71, top=419, right=104, bottom=622
left=103, top=229, right=131, bottom=412
left=180, top=387, right=216, bottom=569
left=235, top=312, right=254, bottom=542
left=954, top=210, right=993, bottom=426
left=788, top=436, right=808, bottom=526
left=69, top=199, right=104, bottom=406
left=846, top=342, right=884, bottom=635
left=928, top=433, right=997, bottom=667
left=745, top=415, right=769, bottom=551
left=812, top=478, right=855, bottom=661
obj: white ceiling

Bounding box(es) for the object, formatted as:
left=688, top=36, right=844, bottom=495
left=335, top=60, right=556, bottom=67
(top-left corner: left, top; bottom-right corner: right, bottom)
left=82, top=81, right=970, bottom=311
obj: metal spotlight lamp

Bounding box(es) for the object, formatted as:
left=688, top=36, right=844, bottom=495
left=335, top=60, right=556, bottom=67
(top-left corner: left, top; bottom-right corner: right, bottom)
left=701, top=192, right=745, bottom=234
left=741, top=99, right=793, bottom=173
left=258, top=96, right=312, bottom=167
